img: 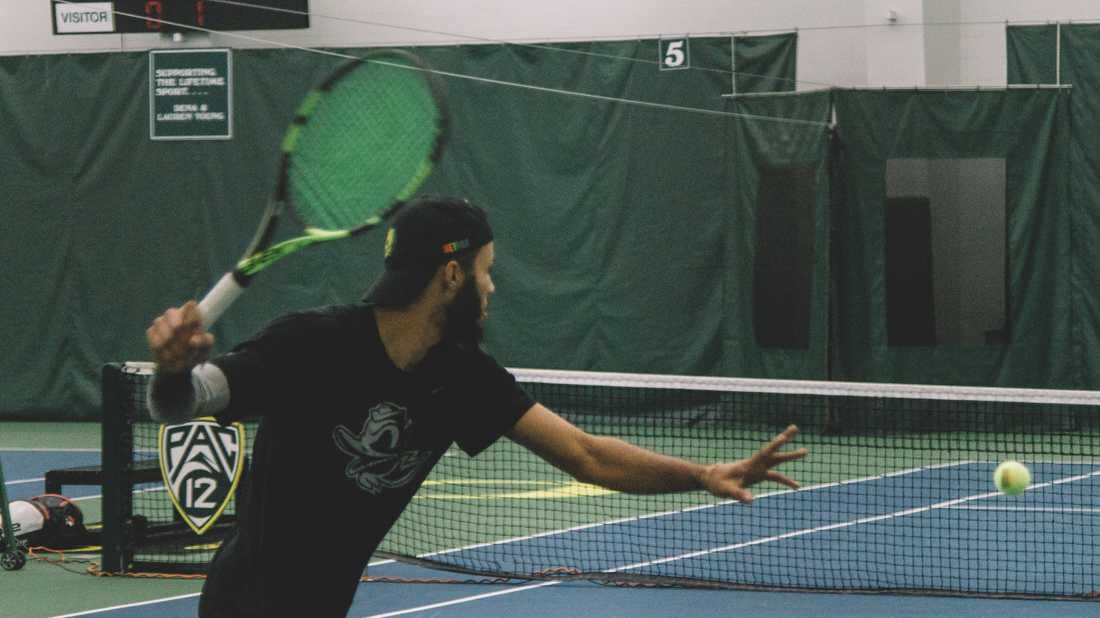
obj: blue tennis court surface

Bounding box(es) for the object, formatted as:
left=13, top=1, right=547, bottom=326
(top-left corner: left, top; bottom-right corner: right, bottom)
left=365, top=460, right=1100, bottom=597
left=2, top=449, right=102, bottom=501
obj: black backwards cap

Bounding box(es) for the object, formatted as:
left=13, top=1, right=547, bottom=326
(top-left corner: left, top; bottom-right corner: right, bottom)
left=364, top=196, right=493, bottom=307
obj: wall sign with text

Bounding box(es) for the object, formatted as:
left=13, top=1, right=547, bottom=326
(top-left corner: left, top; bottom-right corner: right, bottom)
left=149, top=49, right=232, bottom=140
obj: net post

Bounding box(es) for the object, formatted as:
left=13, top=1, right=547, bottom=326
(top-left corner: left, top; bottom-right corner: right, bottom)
left=0, top=452, right=21, bottom=557
left=100, top=363, right=136, bottom=573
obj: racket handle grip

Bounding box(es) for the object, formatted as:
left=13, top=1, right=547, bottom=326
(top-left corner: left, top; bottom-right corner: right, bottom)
left=198, top=272, right=245, bottom=329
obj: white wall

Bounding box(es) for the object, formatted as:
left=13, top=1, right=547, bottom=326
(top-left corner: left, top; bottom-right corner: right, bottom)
left=3, top=1, right=1099, bottom=88
left=923, top=0, right=961, bottom=85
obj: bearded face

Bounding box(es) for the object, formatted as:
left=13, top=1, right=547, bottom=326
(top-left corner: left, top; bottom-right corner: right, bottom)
left=442, top=274, right=484, bottom=346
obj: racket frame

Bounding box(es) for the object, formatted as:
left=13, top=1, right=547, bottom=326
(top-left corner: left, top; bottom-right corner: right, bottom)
left=199, top=49, right=448, bottom=328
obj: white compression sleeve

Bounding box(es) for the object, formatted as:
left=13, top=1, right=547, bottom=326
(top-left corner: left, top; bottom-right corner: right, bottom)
left=147, top=363, right=231, bottom=423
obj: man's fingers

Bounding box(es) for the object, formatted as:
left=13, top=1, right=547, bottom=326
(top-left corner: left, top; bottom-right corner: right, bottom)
left=173, top=303, right=204, bottom=334
left=191, top=332, right=213, bottom=346
left=730, top=487, right=754, bottom=504
left=761, top=424, right=800, bottom=455
left=189, top=332, right=215, bottom=350
left=147, top=302, right=211, bottom=373
left=180, top=300, right=204, bottom=329
left=164, top=307, right=183, bottom=329
left=149, top=317, right=175, bottom=350
left=773, top=447, right=809, bottom=463
left=151, top=316, right=183, bottom=348
left=145, top=325, right=162, bottom=352
left=766, top=470, right=800, bottom=490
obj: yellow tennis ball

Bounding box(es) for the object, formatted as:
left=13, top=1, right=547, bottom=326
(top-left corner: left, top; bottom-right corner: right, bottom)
left=994, top=461, right=1031, bottom=496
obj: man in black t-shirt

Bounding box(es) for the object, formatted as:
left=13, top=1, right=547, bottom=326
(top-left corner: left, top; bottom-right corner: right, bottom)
left=147, top=196, right=807, bottom=617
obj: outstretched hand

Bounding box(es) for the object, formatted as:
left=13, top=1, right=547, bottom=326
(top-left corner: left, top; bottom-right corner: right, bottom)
left=146, top=300, right=214, bottom=375
left=702, top=424, right=807, bottom=503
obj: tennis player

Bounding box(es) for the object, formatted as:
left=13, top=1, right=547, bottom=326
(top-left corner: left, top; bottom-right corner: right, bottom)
left=146, top=196, right=807, bottom=618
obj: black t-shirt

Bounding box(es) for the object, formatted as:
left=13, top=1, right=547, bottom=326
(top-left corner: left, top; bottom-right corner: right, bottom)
left=198, top=303, right=534, bottom=618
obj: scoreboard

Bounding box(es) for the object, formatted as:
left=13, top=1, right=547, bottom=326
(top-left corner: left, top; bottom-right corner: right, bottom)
left=52, top=0, right=310, bottom=34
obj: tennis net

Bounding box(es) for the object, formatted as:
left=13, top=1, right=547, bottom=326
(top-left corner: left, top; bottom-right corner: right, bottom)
left=101, top=363, right=1100, bottom=598
left=100, top=363, right=255, bottom=574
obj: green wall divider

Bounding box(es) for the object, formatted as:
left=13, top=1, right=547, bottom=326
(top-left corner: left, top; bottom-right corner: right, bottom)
left=1008, top=24, right=1100, bottom=387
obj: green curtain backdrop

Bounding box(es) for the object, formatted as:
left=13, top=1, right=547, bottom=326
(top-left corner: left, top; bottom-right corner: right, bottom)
left=1008, top=24, right=1100, bottom=387
left=1006, top=24, right=1058, bottom=84
left=832, top=88, right=1071, bottom=387
left=0, top=50, right=338, bottom=418
left=1, top=33, right=1085, bottom=420
left=734, top=33, right=798, bottom=94
left=1, top=38, right=774, bottom=419
left=725, top=91, right=832, bottom=378
left=416, top=40, right=741, bottom=377
left=692, top=33, right=798, bottom=94
left=1061, top=25, right=1100, bottom=389
left=1008, top=24, right=1100, bottom=388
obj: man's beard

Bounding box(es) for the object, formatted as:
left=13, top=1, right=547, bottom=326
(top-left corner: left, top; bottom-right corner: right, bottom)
left=442, top=278, right=483, bottom=346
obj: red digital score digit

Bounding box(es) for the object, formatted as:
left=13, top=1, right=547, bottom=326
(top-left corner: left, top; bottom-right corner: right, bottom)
left=144, top=0, right=164, bottom=31
left=97, top=0, right=308, bottom=33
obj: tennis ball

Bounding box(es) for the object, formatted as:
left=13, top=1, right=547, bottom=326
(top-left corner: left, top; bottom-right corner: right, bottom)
left=993, top=460, right=1031, bottom=496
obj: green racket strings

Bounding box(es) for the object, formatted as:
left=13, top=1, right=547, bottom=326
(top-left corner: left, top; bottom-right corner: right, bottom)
left=287, top=55, right=442, bottom=232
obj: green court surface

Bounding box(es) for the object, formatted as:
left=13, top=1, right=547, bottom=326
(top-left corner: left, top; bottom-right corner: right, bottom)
left=1, top=423, right=100, bottom=450
left=1, top=423, right=203, bottom=618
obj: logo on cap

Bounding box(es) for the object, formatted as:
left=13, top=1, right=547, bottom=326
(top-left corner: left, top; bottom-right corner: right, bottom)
left=441, top=239, right=470, bottom=254
left=384, top=228, right=396, bottom=258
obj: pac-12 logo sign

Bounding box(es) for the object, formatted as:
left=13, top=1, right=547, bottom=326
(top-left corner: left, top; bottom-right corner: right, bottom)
left=158, top=419, right=246, bottom=535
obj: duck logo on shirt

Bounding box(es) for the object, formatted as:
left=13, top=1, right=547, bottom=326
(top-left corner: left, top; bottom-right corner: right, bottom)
left=333, top=402, right=433, bottom=495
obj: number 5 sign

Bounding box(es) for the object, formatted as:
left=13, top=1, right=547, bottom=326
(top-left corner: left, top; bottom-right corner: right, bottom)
left=659, top=37, right=690, bottom=70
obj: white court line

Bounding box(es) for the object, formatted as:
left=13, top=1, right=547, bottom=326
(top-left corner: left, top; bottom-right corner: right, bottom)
left=367, top=464, right=1100, bottom=615
left=57, top=462, right=1100, bottom=617
left=0, top=447, right=101, bottom=452
left=607, top=493, right=1000, bottom=572
left=607, top=467, right=1100, bottom=574
left=367, top=461, right=963, bottom=568
left=363, top=581, right=560, bottom=618
left=947, top=506, right=1100, bottom=513
left=4, top=476, right=44, bottom=486
left=364, top=492, right=977, bottom=616
left=49, top=593, right=201, bottom=618
left=66, top=486, right=167, bottom=503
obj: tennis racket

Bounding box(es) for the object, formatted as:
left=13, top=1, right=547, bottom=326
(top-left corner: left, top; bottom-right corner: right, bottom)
left=197, top=49, right=447, bottom=328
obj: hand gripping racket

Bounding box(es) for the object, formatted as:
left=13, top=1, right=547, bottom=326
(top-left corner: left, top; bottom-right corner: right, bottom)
left=198, top=50, right=447, bottom=328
